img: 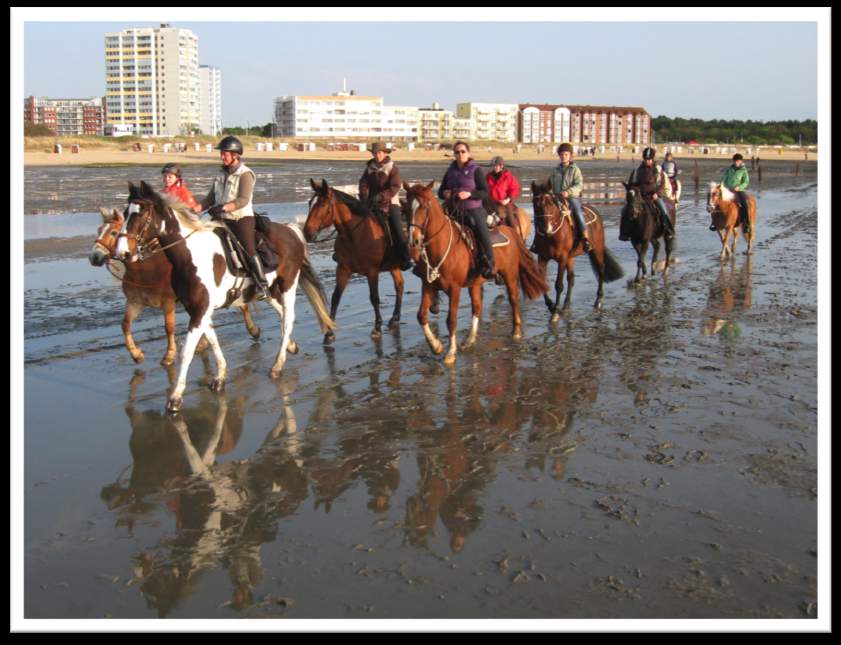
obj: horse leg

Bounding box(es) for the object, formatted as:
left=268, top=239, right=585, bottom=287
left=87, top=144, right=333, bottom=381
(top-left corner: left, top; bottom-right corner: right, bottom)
left=418, top=283, right=443, bottom=355
left=561, top=256, right=575, bottom=312
left=443, top=287, right=462, bottom=366
left=168, top=316, right=212, bottom=412
left=718, top=229, right=728, bottom=261
left=650, top=238, right=661, bottom=275
left=268, top=274, right=299, bottom=379
left=551, top=260, right=566, bottom=322
left=733, top=227, right=740, bottom=256
left=388, top=268, right=404, bottom=329
left=240, top=303, right=261, bottom=339
left=367, top=272, right=383, bottom=339
left=325, top=265, right=351, bottom=344
left=161, top=302, right=178, bottom=366
left=202, top=323, right=227, bottom=393
left=537, top=256, right=554, bottom=313
left=633, top=241, right=646, bottom=283
left=462, top=283, right=483, bottom=349
left=664, top=235, right=673, bottom=277
left=594, top=244, right=606, bottom=310
left=503, top=270, right=523, bottom=340
left=122, top=300, right=145, bottom=364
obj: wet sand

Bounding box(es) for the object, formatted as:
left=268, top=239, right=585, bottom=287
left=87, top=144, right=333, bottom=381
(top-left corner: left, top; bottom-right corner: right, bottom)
left=21, top=162, right=818, bottom=620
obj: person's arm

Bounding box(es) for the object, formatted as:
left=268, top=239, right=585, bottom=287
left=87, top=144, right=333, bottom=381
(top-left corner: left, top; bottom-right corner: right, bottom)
left=568, top=166, right=583, bottom=199
left=470, top=167, right=489, bottom=201
left=509, top=174, right=521, bottom=201
left=438, top=171, right=449, bottom=200
left=382, top=165, right=401, bottom=206
left=358, top=168, right=369, bottom=202
left=181, top=186, right=199, bottom=210
left=225, top=172, right=254, bottom=213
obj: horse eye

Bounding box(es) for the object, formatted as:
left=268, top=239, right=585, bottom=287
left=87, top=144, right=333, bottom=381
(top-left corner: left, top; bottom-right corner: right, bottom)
left=111, top=231, right=118, bottom=237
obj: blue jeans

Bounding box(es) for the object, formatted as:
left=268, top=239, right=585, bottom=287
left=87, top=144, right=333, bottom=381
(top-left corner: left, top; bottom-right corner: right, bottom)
left=568, top=197, right=586, bottom=237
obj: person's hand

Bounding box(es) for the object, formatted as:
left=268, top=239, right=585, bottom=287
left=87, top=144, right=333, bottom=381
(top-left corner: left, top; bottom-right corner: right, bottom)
left=733, top=186, right=741, bottom=192
left=193, top=204, right=204, bottom=213
left=653, top=193, right=659, bottom=200
left=443, top=190, right=452, bottom=200
left=208, top=204, right=226, bottom=220
left=561, top=191, right=569, bottom=199
left=502, top=198, right=511, bottom=205
left=458, top=191, right=471, bottom=200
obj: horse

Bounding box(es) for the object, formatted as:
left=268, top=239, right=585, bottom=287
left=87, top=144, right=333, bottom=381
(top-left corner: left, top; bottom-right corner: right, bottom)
left=491, top=202, right=533, bottom=242
left=304, top=178, right=405, bottom=343
left=620, top=182, right=677, bottom=283
left=90, top=207, right=261, bottom=366
left=707, top=182, right=757, bottom=260
left=115, top=181, right=335, bottom=412
left=530, top=180, right=624, bottom=318
left=403, top=181, right=547, bottom=365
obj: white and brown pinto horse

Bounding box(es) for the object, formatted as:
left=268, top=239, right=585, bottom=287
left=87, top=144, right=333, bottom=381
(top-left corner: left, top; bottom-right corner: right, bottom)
left=115, top=181, right=335, bottom=412
left=90, top=207, right=261, bottom=365
left=707, top=183, right=757, bottom=260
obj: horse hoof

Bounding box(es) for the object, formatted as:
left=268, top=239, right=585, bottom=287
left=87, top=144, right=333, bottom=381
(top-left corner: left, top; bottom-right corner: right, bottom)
left=324, top=332, right=335, bottom=345
left=270, top=367, right=283, bottom=379
left=160, top=356, right=175, bottom=367
left=388, top=317, right=400, bottom=329
left=550, top=313, right=560, bottom=324
left=132, top=352, right=145, bottom=364
left=431, top=342, right=444, bottom=356
left=209, top=378, right=225, bottom=392
left=166, top=397, right=182, bottom=413
left=371, top=329, right=382, bottom=340
left=594, top=300, right=604, bottom=311
left=443, top=354, right=457, bottom=366
left=287, top=341, right=299, bottom=355
left=249, top=327, right=261, bottom=339
left=512, top=330, right=523, bottom=341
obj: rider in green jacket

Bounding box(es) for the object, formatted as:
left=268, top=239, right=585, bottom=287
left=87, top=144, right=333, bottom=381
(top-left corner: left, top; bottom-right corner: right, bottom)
left=713, top=153, right=751, bottom=233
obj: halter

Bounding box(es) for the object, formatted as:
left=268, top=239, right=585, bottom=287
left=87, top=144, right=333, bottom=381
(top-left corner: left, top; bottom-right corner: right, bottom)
left=533, top=192, right=567, bottom=236
left=119, top=199, right=192, bottom=261
left=407, top=195, right=453, bottom=283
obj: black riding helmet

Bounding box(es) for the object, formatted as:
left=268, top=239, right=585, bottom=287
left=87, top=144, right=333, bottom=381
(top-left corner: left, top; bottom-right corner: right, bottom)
left=161, top=162, right=182, bottom=177
left=216, top=135, right=243, bottom=155
left=642, top=147, right=656, bottom=160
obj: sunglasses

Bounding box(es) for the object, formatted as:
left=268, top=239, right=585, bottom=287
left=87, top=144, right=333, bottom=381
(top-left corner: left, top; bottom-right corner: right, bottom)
left=454, top=149, right=468, bottom=154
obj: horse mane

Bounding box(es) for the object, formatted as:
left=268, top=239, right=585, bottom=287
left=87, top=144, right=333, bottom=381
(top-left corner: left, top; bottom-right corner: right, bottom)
left=709, top=182, right=734, bottom=202
left=159, top=193, right=221, bottom=232
left=331, top=189, right=375, bottom=219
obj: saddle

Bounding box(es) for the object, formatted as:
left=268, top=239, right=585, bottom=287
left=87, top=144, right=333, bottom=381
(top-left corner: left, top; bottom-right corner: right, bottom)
left=213, top=214, right=279, bottom=277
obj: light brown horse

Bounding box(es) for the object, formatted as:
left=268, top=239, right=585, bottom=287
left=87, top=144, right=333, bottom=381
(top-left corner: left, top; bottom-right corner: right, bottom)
left=90, top=208, right=261, bottom=365
left=707, top=183, right=757, bottom=260
left=531, top=181, right=624, bottom=319
left=304, top=178, right=405, bottom=343
left=493, top=203, right=533, bottom=242
left=403, top=182, right=547, bottom=365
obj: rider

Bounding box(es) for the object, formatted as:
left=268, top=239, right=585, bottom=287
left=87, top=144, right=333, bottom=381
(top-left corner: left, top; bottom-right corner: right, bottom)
left=358, top=142, right=413, bottom=270
left=161, top=163, right=199, bottom=210
left=661, top=152, right=680, bottom=203
left=438, top=141, right=496, bottom=279
left=715, top=153, right=751, bottom=234
left=540, top=142, right=590, bottom=252
left=484, top=155, right=521, bottom=227
left=197, top=135, right=270, bottom=300
left=626, top=147, right=675, bottom=241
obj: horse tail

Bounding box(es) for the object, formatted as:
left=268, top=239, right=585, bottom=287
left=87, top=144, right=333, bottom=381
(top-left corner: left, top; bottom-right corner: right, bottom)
left=513, top=234, right=548, bottom=300
left=299, top=258, right=336, bottom=333
left=589, top=247, right=625, bottom=283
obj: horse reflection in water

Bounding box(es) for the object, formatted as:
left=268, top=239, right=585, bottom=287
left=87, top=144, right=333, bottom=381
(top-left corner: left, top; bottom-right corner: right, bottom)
left=702, top=256, right=753, bottom=338
left=101, top=363, right=309, bottom=616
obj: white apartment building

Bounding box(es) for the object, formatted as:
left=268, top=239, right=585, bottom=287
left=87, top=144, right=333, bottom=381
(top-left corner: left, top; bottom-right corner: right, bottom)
left=417, top=103, right=474, bottom=143
left=456, top=102, right=519, bottom=142
left=199, top=65, right=222, bottom=136
left=274, top=91, right=418, bottom=140
left=104, top=24, right=200, bottom=136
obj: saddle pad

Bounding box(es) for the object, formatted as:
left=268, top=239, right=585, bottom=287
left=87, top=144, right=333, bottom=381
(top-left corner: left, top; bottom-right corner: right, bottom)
left=561, top=205, right=598, bottom=226
left=213, top=228, right=249, bottom=277
left=489, top=228, right=510, bottom=248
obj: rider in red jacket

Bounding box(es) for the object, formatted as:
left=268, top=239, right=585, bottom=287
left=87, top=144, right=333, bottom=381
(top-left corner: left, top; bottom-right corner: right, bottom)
left=161, top=163, right=199, bottom=210
left=484, top=156, right=520, bottom=227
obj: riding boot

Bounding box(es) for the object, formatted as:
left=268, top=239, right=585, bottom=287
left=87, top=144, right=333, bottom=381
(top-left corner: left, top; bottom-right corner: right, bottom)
left=388, top=206, right=413, bottom=270
left=656, top=200, right=675, bottom=239
left=249, top=254, right=271, bottom=300
left=571, top=204, right=592, bottom=252
left=740, top=205, right=751, bottom=234
left=471, top=212, right=496, bottom=279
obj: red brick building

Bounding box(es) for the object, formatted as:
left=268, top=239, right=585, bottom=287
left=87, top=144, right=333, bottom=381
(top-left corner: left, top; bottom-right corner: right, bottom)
left=24, top=96, right=104, bottom=136
left=519, top=103, right=651, bottom=146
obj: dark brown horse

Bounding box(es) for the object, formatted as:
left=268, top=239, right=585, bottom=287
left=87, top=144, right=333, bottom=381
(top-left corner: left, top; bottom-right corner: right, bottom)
left=304, top=178, right=405, bottom=343
left=90, top=208, right=261, bottom=365
left=620, top=182, right=677, bottom=283
left=530, top=181, right=624, bottom=318
left=403, top=182, right=547, bottom=365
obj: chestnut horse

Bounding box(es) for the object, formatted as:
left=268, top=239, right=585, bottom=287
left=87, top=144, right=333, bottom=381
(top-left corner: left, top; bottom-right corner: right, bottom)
left=707, top=182, right=757, bottom=260
left=530, top=181, right=624, bottom=318
left=90, top=208, right=261, bottom=365
left=115, top=181, right=334, bottom=412
left=620, top=182, right=677, bottom=283
left=304, top=178, right=405, bottom=343
left=403, top=182, right=547, bottom=365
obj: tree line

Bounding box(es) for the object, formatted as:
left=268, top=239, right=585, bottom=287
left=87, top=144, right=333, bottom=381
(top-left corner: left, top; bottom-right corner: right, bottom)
left=651, top=116, right=817, bottom=146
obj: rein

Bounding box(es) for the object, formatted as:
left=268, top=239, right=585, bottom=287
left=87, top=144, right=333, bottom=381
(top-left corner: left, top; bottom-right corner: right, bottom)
left=310, top=192, right=367, bottom=241
left=534, top=194, right=568, bottom=237
left=105, top=259, right=170, bottom=289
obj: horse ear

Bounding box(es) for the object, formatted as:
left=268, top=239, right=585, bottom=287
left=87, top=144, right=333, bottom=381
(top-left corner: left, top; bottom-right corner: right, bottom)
left=544, top=179, right=552, bottom=191
left=310, top=178, right=319, bottom=192
left=112, top=208, right=124, bottom=222
left=403, top=181, right=411, bottom=192
left=531, top=181, right=538, bottom=193
left=99, top=207, right=113, bottom=222
left=139, top=180, right=155, bottom=197
left=425, top=181, right=435, bottom=192
left=128, top=182, right=140, bottom=199
left=321, top=178, right=329, bottom=192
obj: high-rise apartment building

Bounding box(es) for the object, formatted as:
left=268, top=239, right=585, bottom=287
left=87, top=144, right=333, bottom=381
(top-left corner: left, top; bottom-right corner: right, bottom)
left=199, top=65, right=222, bottom=136
left=104, top=24, right=200, bottom=136
left=24, top=96, right=104, bottom=136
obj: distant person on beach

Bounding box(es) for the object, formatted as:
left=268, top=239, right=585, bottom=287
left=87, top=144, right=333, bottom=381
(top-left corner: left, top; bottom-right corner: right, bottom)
left=662, top=152, right=680, bottom=203
left=484, top=155, right=521, bottom=227
left=161, top=163, right=198, bottom=210
left=197, top=135, right=270, bottom=300
left=714, top=153, right=751, bottom=234
left=358, top=141, right=412, bottom=270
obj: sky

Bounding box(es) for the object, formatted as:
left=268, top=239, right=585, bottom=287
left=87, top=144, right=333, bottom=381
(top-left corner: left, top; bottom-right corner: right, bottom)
left=21, top=16, right=820, bottom=128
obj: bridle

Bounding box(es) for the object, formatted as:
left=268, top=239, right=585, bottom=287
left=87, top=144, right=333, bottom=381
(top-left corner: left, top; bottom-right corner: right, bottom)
left=118, top=199, right=191, bottom=262
left=533, top=191, right=566, bottom=236
left=307, top=190, right=364, bottom=241
left=407, top=193, right=453, bottom=283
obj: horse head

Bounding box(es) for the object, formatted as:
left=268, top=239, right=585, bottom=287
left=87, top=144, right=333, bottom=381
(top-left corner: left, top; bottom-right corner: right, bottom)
left=622, top=181, right=644, bottom=219
left=402, top=181, right=437, bottom=256
left=531, top=179, right=561, bottom=235
left=89, top=207, right=124, bottom=266
left=303, top=178, right=336, bottom=242
left=116, top=181, right=171, bottom=262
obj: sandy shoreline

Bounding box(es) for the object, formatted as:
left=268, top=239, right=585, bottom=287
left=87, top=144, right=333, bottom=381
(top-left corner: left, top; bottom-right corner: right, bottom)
left=23, top=146, right=818, bottom=168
